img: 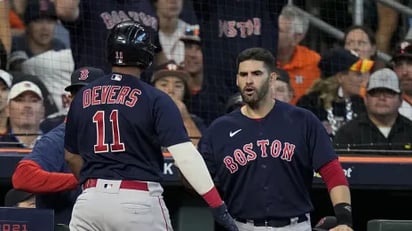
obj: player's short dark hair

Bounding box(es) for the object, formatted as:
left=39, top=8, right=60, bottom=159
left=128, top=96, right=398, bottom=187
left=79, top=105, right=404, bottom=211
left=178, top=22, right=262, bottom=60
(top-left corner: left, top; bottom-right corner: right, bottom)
left=236, top=47, right=277, bottom=73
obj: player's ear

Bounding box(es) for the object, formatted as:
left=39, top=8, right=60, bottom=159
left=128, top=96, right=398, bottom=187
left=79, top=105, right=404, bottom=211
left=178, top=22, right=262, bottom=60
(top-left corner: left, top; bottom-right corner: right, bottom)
left=270, top=71, right=277, bottom=83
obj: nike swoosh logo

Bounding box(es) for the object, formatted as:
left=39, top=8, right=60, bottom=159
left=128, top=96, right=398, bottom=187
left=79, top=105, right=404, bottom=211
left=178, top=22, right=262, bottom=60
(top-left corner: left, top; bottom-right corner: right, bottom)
left=229, top=129, right=242, bottom=137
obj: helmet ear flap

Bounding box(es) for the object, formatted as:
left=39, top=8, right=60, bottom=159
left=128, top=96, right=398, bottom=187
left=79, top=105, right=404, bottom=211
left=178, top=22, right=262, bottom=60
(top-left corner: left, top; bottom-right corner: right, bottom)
left=106, top=21, right=155, bottom=69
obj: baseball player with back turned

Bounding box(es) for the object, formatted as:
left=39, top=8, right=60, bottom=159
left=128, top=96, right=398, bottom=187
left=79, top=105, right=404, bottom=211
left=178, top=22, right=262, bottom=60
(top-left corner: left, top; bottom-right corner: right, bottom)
left=64, top=21, right=238, bottom=231
left=198, top=47, right=353, bottom=231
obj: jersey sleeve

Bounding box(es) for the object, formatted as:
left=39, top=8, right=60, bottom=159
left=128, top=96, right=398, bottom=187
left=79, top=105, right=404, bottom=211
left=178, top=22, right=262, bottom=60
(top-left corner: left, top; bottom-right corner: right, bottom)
left=305, top=111, right=338, bottom=171
left=153, top=94, right=190, bottom=147
left=197, top=129, right=217, bottom=179
left=24, top=126, right=65, bottom=172
left=64, top=95, right=80, bottom=154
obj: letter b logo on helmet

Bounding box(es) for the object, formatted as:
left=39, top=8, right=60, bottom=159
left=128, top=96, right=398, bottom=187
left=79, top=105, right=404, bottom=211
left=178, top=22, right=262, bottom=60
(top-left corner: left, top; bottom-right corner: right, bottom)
left=106, top=21, right=156, bottom=69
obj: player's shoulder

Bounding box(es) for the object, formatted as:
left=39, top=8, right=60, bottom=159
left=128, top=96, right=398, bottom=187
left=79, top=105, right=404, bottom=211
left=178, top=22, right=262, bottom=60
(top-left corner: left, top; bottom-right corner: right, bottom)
left=276, top=100, right=320, bottom=121
left=39, top=123, right=65, bottom=142
left=207, top=108, right=243, bottom=130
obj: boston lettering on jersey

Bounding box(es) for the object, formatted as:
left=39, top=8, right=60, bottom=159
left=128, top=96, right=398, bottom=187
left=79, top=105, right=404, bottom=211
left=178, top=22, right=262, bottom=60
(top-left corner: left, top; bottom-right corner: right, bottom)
left=82, top=85, right=141, bottom=108
left=223, top=139, right=296, bottom=174
left=218, top=18, right=261, bottom=38
left=100, top=10, right=158, bottom=30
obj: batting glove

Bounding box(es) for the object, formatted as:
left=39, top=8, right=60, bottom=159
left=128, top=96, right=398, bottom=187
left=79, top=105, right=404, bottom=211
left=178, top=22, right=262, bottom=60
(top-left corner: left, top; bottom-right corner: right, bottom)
left=210, top=203, right=239, bottom=231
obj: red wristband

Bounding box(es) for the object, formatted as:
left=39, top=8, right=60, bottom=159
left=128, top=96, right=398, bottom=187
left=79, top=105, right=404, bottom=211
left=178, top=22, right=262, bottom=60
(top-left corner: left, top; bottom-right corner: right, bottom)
left=202, top=187, right=223, bottom=208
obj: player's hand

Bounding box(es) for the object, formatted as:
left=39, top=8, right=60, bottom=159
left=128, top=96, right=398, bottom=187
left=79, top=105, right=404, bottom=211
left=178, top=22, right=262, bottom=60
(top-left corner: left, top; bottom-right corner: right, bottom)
left=210, top=203, right=239, bottom=231
left=171, top=97, right=191, bottom=119
left=329, top=224, right=353, bottom=231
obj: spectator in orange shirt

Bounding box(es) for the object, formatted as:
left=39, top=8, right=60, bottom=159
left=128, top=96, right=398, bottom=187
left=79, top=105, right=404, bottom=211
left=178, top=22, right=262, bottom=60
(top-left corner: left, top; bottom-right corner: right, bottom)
left=277, top=5, right=321, bottom=105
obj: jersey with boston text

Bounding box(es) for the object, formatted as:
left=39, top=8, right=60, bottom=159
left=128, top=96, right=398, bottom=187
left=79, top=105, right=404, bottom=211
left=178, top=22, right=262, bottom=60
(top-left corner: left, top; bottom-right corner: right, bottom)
left=189, top=0, right=285, bottom=124
left=64, top=73, right=190, bottom=184
left=198, top=101, right=337, bottom=219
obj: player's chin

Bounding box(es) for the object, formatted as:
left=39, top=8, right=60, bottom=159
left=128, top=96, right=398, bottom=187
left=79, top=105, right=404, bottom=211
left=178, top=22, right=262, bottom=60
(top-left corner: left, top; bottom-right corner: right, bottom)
left=242, top=96, right=259, bottom=105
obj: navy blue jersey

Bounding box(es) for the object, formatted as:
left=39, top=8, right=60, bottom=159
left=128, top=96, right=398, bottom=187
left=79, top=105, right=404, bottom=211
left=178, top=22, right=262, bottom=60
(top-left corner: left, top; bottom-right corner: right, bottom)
left=191, top=0, right=284, bottom=123
left=198, top=101, right=337, bottom=219
left=63, top=0, right=161, bottom=73
left=23, top=123, right=80, bottom=225
left=65, top=73, right=190, bottom=184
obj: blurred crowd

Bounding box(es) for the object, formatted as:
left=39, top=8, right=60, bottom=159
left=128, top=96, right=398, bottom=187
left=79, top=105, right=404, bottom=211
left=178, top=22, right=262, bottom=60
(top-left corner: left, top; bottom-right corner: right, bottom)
left=0, top=0, right=410, bottom=151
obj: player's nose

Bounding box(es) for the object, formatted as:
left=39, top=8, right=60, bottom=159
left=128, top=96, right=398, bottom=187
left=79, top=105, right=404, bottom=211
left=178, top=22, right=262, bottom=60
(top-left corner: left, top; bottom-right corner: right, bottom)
left=245, top=74, right=254, bottom=83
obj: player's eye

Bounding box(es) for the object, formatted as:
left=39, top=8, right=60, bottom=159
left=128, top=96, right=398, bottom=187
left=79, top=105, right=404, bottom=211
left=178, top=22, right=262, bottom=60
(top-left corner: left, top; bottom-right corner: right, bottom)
left=252, top=71, right=263, bottom=76
left=175, top=84, right=184, bottom=89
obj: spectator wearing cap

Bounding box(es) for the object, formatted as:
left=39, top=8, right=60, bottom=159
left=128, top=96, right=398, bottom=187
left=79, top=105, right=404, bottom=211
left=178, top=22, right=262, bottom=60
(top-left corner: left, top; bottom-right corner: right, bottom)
left=272, top=68, right=294, bottom=103
left=0, top=81, right=45, bottom=148
left=180, top=24, right=203, bottom=96
left=392, top=41, right=412, bottom=121
left=4, top=189, right=35, bottom=208
left=334, top=68, right=412, bottom=151
left=10, top=0, right=74, bottom=115
left=12, top=66, right=104, bottom=225
left=152, top=60, right=206, bottom=146
left=0, top=70, right=12, bottom=135
left=10, top=71, right=59, bottom=117
left=296, top=47, right=374, bottom=136
left=277, top=5, right=321, bottom=105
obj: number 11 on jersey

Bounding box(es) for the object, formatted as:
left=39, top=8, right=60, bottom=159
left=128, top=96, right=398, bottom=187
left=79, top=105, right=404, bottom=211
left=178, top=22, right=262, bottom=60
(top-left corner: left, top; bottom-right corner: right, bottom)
left=93, top=110, right=126, bottom=153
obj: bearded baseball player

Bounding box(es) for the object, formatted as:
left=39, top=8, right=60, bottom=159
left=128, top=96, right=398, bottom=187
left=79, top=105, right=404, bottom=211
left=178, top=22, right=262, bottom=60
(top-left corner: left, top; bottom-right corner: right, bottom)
left=64, top=21, right=238, bottom=231
left=198, top=47, right=353, bottom=231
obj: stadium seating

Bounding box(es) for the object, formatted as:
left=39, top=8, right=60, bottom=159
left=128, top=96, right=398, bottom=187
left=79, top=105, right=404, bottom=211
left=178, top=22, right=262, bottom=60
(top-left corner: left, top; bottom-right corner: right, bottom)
left=368, top=219, right=412, bottom=231
left=176, top=205, right=214, bottom=231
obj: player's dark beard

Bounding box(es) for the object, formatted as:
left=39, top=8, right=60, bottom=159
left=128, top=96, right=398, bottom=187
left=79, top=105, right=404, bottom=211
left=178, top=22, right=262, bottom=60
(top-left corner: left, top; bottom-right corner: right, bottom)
left=241, top=78, right=270, bottom=109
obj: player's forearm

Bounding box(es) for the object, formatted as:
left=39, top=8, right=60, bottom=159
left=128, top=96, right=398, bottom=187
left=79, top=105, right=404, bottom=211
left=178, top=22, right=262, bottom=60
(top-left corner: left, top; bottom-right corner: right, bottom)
left=319, top=159, right=353, bottom=227
left=168, top=142, right=223, bottom=208
left=329, top=185, right=353, bottom=228
left=329, top=185, right=351, bottom=206
left=64, top=150, right=83, bottom=180
left=12, top=160, right=78, bottom=193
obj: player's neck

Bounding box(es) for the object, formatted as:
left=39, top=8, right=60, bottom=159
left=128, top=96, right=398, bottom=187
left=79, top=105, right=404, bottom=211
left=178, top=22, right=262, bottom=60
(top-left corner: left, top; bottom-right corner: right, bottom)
left=242, top=97, right=275, bottom=119
left=112, top=66, right=142, bottom=78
